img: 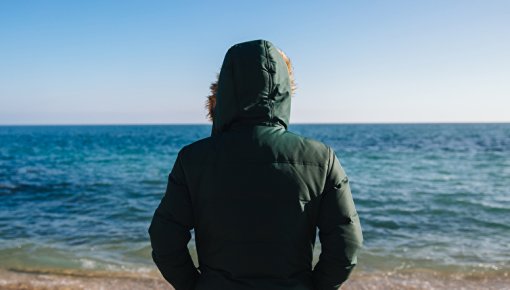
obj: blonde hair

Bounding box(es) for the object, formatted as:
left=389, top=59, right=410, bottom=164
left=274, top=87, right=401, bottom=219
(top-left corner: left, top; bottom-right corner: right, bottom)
left=206, top=49, right=296, bottom=122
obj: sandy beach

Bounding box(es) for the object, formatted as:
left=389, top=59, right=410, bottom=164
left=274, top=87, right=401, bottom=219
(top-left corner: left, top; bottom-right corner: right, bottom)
left=0, top=268, right=169, bottom=290
left=1, top=268, right=509, bottom=290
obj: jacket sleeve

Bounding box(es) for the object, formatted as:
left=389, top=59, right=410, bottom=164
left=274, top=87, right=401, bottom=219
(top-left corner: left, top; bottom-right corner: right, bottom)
left=148, top=150, right=199, bottom=290
left=312, top=148, right=363, bottom=290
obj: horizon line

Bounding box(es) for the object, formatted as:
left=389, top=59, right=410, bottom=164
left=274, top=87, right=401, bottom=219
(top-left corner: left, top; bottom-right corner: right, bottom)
left=1, top=121, right=509, bottom=126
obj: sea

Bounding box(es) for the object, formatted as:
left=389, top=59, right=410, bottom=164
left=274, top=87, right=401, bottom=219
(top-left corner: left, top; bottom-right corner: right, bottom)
left=1, top=124, right=509, bottom=288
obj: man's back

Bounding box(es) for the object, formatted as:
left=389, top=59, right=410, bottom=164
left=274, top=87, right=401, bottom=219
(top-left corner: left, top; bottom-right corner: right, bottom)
left=188, top=124, right=333, bottom=289
left=149, top=40, right=362, bottom=290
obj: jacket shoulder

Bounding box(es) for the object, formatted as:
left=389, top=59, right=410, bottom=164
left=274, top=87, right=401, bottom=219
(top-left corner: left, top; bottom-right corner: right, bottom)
left=178, top=136, right=215, bottom=160
left=279, top=130, right=333, bottom=167
left=284, top=130, right=330, bottom=149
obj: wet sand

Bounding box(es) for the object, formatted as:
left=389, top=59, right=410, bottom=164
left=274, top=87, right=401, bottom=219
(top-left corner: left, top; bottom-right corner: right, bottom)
left=345, top=270, right=510, bottom=290
left=1, top=268, right=509, bottom=290
left=0, top=269, right=170, bottom=290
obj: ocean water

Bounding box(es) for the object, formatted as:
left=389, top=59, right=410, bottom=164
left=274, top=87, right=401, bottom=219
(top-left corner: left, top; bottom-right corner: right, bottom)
left=0, top=124, right=509, bottom=276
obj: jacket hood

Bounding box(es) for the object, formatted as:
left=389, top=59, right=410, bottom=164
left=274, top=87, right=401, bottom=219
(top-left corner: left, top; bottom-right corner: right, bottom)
left=212, top=40, right=292, bottom=136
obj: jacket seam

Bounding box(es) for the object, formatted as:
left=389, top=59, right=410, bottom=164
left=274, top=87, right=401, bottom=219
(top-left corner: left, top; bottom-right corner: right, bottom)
left=264, top=41, right=274, bottom=124
left=272, top=160, right=327, bottom=167
left=221, top=159, right=327, bottom=167
left=320, top=147, right=333, bottom=194
left=326, top=146, right=333, bottom=178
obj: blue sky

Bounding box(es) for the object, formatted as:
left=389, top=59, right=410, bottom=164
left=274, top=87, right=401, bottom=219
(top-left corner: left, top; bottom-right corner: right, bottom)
left=1, top=0, right=509, bottom=124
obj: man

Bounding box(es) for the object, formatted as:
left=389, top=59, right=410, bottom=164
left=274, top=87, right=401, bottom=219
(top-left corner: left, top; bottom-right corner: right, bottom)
left=148, top=39, right=363, bottom=290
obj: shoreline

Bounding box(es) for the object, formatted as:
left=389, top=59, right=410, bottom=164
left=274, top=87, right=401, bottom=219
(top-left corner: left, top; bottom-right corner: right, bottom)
left=1, top=268, right=509, bottom=290
left=0, top=268, right=169, bottom=290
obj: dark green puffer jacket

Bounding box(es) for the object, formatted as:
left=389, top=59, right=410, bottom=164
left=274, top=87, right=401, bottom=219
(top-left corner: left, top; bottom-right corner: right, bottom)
left=149, top=40, right=363, bottom=290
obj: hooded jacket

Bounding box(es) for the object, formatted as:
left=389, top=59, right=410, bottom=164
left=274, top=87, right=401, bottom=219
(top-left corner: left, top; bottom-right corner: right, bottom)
left=149, top=40, right=363, bottom=290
